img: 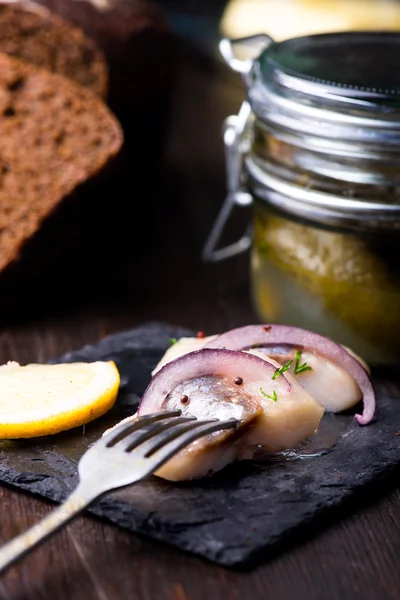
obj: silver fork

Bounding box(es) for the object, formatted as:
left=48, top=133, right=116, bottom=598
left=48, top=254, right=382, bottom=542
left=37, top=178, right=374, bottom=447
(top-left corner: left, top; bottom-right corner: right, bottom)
left=0, top=410, right=237, bottom=575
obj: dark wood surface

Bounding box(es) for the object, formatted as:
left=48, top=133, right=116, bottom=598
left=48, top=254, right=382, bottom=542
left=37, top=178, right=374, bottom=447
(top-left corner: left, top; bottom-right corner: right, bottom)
left=0, top=40, right=399, bottom=600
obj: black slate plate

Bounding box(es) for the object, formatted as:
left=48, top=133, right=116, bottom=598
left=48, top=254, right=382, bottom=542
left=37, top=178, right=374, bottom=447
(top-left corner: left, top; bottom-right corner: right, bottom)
left=0, top=321, right=399, bottom=568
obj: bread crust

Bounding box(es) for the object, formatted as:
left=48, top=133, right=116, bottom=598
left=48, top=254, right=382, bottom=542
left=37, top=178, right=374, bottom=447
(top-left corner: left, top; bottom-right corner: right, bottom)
left=0, top=1, right=108, bottom=97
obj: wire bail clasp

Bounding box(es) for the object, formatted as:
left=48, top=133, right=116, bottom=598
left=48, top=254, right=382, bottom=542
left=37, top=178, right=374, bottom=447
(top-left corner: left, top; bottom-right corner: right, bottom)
left=202, top=34, right=273, bottom=262
left=202, top=100, right=253, bottom=262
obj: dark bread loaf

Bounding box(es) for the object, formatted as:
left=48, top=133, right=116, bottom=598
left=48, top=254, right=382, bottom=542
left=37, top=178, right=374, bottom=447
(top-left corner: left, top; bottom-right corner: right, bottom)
left=0, top=51, right=123, bottom=274
left=36, top=0, right=180, bottom=167
left=0, top=1, right=108, bottom=97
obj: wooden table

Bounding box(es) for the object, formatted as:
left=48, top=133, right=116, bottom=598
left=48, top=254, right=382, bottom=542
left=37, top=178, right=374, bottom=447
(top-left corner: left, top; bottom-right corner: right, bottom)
left=0, top=42, right=399, bottom=600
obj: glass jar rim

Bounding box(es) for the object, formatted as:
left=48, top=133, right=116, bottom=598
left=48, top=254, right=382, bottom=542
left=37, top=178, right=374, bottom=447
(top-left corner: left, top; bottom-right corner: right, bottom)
left=244, top=32, right=400, bottom=227
left=256, top=31, right=400, bottom=106
left=247, top=31, right=400, bottom=141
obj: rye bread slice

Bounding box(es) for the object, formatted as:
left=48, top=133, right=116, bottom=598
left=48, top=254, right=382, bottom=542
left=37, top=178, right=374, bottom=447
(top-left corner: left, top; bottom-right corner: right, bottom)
left=37, top=0, right=179, bottom=167
left=0, top=1, right=108, bottom=97
left=0, top=51, right=123, bottom=274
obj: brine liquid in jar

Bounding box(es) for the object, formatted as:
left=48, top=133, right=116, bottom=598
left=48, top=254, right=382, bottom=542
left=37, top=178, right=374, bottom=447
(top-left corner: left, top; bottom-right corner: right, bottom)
left=252, top=200, right=400, bottom=364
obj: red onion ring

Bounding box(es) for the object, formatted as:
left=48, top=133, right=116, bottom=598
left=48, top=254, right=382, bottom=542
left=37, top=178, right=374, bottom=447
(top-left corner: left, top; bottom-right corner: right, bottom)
left=204, top=324, right=375, bottom=425
left=138, top=348, right=291, bottom=415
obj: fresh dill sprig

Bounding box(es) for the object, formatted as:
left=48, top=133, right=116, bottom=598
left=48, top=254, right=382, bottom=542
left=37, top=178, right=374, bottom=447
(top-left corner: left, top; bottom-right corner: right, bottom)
left=260, top=387, right=278, bottom=402
left=294, top=350, right=312, bottom=375
left=272, top=360, right=293, bottom=380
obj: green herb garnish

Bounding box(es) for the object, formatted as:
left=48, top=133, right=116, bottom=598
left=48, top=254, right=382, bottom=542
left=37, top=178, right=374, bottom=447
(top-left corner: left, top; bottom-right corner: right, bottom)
left=272, top=360, right=293, bottom=380
left=260, top=388, right=278, bottom=402
left=168, top=337, right=178, bottom=346
left=294, top=350, right=312, bottom=375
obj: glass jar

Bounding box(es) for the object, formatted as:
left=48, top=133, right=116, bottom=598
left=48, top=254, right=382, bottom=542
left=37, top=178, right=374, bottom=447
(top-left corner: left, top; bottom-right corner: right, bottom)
left=203, top=31, right=400, bottom=364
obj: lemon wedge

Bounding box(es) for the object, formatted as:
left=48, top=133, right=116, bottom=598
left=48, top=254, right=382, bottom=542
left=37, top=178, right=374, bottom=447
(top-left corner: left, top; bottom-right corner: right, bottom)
left=0, top=361, right=120, bottom=438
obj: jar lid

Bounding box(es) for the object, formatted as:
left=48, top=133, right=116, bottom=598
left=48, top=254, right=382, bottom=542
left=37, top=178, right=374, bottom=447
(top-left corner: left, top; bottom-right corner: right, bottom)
left=258, top=31, right=400, bottom=104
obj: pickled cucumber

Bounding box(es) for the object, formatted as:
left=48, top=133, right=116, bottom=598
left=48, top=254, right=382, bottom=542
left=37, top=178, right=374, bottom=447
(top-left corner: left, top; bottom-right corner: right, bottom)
left=252, top=202, right=400, bottom=362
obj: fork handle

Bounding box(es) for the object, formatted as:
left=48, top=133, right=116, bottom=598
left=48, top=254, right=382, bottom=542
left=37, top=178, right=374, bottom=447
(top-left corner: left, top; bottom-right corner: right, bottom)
left=0, top=483, right=96, bottom=575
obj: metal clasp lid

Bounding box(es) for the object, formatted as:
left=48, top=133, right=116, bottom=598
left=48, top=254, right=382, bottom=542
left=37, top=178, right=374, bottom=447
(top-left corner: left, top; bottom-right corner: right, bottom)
left=202, top=35, right=273, bottom=262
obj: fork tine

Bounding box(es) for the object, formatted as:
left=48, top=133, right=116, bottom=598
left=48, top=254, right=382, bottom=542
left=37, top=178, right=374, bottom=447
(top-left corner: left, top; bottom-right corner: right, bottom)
left=148, top=419, right=238, bottom=472
left=141, top=418, right=238, bottom=465
left=116, top=416, right=197, bottom=452
left=102, top=410, right=182, bottom=447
